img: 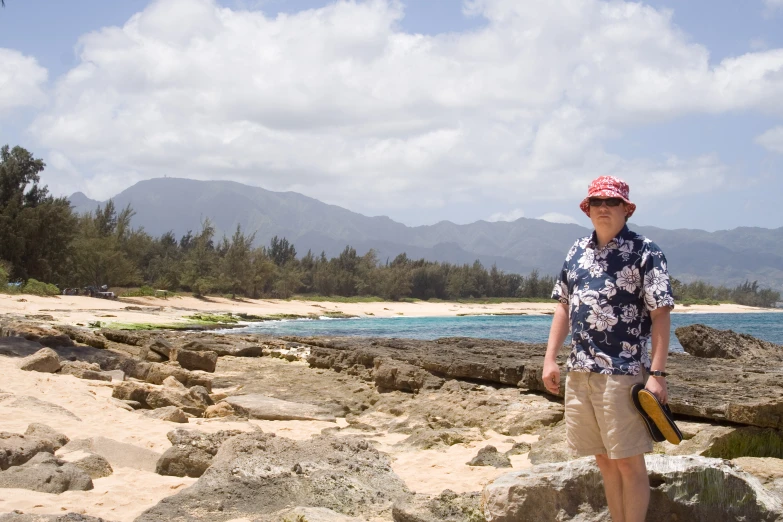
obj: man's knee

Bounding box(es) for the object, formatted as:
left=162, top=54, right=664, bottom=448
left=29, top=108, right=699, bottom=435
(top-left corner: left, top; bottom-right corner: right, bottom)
left=613, top=454, right=647, bottom=478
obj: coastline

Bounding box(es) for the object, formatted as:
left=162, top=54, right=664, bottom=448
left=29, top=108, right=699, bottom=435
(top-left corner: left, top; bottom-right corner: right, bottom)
left=0, top=293, right=779, bottom=328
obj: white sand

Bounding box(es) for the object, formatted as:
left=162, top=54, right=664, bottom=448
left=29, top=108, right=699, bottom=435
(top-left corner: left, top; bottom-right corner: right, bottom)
left=2, top=293, right=777, bottom=331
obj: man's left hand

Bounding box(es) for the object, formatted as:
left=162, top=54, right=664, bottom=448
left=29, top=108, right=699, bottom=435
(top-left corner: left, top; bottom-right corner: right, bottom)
left=645, top=376, right=668, bottom=404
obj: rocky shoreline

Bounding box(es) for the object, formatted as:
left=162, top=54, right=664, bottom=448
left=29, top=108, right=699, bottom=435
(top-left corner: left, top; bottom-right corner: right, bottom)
left=0, top=316, right=782, bottom=521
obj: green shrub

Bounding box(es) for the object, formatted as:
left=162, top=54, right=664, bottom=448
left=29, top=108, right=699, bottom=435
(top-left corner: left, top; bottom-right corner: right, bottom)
left=22, top=278, right=60, bottom=296
left=122, top=285, right=157, bottom=297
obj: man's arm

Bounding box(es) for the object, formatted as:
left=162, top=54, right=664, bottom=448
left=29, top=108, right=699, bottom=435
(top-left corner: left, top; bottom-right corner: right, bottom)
left=646, top=306, right=672, bottom=403
left=543, top=302, right=570, bottom=394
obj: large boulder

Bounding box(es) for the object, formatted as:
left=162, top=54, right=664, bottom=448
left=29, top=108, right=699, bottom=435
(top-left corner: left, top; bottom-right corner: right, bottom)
left=225, top=394, right=336, bottom=422
left=482, top=455, right=783, bottom=522
left=170, top=347, right=218, bottom=373
left=0, top=453, right=93, bottom=494
left=675, top=324, right=783, bottom=360
left=137, top=433, right=412, bottom=521
left=155, top=428, right=243, bottom=478
left=17, top=347, right=61, bottom=373
left=0, top=424, right=69, bottom=470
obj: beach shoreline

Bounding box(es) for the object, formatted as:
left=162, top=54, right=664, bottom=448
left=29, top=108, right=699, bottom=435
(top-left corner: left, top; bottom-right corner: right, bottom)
left=0, top=293, right=779, bottom=329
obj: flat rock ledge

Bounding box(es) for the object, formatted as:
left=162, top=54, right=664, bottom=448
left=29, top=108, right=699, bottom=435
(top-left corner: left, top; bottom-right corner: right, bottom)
left=482, top=455, right=783, bottom=522
left=224, top=394, right=337, bottom=422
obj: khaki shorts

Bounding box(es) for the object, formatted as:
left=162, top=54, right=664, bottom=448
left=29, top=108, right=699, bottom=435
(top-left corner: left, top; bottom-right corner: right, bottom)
left=565, top=371, right=652, bottom=460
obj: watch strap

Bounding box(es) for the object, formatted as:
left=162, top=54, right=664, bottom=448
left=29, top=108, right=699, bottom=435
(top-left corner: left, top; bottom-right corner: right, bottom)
left=649, top=370, right=668, bottom=377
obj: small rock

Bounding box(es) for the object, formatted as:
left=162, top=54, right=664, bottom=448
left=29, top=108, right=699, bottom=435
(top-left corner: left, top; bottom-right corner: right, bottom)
left=63, top=452, right=113, bottom=479
left=163, top=376, right=187, bottom=390
left=0, top=453, right=93, bottom=493
left=17, top=348, right=61, bottom=373
left=142, top=406, right=189, bottom=423
left=170, top=348, right=218, bottom=373
left=24, top=424, right=69, bottom=451
left=204, top=402, right=236, bottom=419
left=467, top=445, right=512, bottom=468
left=505, top=441, right=532, bottom=456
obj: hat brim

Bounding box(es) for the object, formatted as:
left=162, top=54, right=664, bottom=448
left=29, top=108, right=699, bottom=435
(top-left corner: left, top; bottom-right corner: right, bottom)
left=580, top=192, right=636, bottom=218
left=631, top=384, right=682, bottom=445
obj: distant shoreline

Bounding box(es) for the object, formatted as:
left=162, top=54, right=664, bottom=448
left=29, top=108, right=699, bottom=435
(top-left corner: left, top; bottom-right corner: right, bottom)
left=0, top=294, right=779, bottom=330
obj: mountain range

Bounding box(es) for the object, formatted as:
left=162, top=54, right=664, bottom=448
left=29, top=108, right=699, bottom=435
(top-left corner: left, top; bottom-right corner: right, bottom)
left=69, top=178, right=783, bottom=290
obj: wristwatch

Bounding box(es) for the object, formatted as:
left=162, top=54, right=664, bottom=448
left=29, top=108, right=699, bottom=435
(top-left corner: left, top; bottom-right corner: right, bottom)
left=649, top=370, right=668, bottom=377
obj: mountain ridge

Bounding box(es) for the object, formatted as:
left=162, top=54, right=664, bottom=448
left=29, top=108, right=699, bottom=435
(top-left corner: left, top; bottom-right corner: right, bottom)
left=69, top=178, right=783, bottom=289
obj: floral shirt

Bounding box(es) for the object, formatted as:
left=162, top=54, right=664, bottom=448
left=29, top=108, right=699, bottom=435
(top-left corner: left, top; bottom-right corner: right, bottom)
left=551, top=225, right=675, bottom=376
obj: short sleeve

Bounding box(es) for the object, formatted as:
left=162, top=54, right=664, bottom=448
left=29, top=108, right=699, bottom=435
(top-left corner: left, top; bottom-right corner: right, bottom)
left=551, top=259, right=570, bottom=305
left=640, top=242, right=675, bottom=312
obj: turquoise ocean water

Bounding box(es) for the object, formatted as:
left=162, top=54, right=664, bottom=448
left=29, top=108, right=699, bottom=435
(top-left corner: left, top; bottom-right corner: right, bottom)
left=226, top=312, right=782, bottom=352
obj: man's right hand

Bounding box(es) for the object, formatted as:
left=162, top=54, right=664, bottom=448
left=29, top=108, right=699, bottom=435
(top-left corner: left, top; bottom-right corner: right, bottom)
left=542, top=360, right=561, bottom=394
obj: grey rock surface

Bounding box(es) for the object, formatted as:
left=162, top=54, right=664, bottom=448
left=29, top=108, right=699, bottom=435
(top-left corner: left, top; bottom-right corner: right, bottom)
left=393, top=490, right=486, bottom=522
left=225, top=394, right=336, bottom=422
left=181, top=339, right=263, bottom=357
left=60, top=360, right=112, bottom=382
left=17, top=348, right=61, bottom=373
left=138, top=432, right=412, bottom=521
left=527, top=423, right=574, bottom=465
left=53, top=324, right=108, bottom=349
left=467, top=446, right=512, bottom=468
left=0, top=453, right=93, bottom=494
left=482, top=455, right=783, bottom=522
left=66, top=452, right=113, bottom=479
left=144, top=363, right=212, bottom=391
left=374, top=357, right=444, bottom=393
left=264, top=506, right=364, bottom=521
left=24, top=424, right=69, bottom=451
left=155, top=428, right=242, bottom=478
left=505, top=441, right=531, bottom=456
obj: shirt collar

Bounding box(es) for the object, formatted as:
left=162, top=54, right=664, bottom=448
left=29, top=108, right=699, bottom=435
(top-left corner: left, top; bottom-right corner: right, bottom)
left=588, top=225, right=632, bottom=249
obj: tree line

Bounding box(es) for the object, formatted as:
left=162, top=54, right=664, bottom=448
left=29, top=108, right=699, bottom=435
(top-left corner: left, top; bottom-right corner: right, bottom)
left=0, top=145, right=780, bottom=307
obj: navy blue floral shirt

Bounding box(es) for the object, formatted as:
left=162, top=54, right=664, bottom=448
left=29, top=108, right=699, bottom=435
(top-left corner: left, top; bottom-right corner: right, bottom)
left=551, top=225, right=675, bottom=376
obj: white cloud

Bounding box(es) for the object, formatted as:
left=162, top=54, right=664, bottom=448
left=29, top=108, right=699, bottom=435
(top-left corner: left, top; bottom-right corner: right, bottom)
left=756, top=126, right=783, bottom=154
left=487, top=208, right=525, bottom=222
left=0, top=49, right=48, bottom=113
left=537, top=212, right=580, bottom=225
left=27, top=0, right=783, bottom=214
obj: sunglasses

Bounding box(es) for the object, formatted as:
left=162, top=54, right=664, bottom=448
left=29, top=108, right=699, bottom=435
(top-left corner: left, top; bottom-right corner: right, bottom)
left=589, top=197, right=624, bottom=208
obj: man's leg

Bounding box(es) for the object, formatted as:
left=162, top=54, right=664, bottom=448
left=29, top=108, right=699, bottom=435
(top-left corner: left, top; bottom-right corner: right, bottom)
left=595, top=454, right=624, bottom=522
left=595, top=453, right=649, bottom=522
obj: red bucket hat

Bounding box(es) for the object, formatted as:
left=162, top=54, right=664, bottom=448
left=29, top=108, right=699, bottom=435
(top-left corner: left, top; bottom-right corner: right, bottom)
left=579, top=176, right=636, bottom=218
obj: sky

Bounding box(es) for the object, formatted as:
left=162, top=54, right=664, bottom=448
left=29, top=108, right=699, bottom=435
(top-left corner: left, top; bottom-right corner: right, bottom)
left=1, top=0, right=782, bottom=232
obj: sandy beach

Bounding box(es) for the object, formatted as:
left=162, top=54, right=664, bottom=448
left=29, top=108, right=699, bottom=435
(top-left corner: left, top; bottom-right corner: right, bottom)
left=1, top=294, right=778, bottom=329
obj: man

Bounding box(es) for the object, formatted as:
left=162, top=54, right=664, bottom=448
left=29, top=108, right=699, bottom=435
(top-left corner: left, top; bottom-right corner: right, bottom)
left=542, top=175, right=674, bottom=522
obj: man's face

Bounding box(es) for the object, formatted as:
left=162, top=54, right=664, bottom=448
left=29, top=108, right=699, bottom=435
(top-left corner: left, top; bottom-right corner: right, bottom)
left=588, top=197, right=628, bottom=232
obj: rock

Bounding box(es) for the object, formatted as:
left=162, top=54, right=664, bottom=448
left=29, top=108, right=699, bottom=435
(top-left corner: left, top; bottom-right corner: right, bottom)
left=733, top=457, right=783, bottom=496
left=144, top=363, right=213, bottom=391
left=17, top=347, right=61, bottom=373
left=181, top=339, right=263, bottom=358
left=148, top=337, right=174, bottom=359
left=57, top=437, right=161, bottom=473
left=676, top=324, right=783, bottom=360
left=108, top=397, right=134, bottom=411
left=527, top=423, right=574, bottom=465
left=0, top=432, right=55, bottom=470
left=393, top=490, right=485, bottom=522
left=467, top=446, right=512, bottom=468
left=505, top=441, right=531, bottom=456
left=155, top=428, right=242, bottom=478
left=0, top=513, right=115, bottom=521
left=482, top=455, right=783, bottom=522
left=225, top=394, right=336, bottom=422
left=146, top=385, right=213, bottom=417
left=267, top=507, right=364, bottom=521
left=170, top=348, right=218, bottom=373
left=53, top=324, right=107, bottom=349
left=142, top=406, right=189, bottom=423
left=374, top=358, right=444, bottom=393
left=138, top=433, right=412, bottom=521
left=111, top=381, right=152, bottom=405
left=0, top=452, right=93, bottom=494
left=24, top=424, right=69, bottom=451
left=104, top=370, right=125, bottom=382
left=163, top=375, right=187, bottom=390
left=99, top=329, right=148, bottom=347
left=204, top=402, right=236, bottom=419
left=59, top=360, right=112, bottom=382
left=62, top=451, right=113, bottom=479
